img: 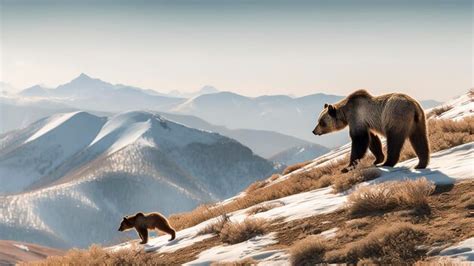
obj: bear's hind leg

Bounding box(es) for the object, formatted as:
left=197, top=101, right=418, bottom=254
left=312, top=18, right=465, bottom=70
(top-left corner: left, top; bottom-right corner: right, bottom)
left=369, top=132, right=384, bottom=165
left=409, top=124, right=430, bottom=169
left=382, top=130, right=406, bottom=167
left=157, top=222, right=176, bottom=241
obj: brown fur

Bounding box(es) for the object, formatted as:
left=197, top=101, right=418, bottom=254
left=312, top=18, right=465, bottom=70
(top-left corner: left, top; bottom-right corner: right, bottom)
left=118, top=212, right=176, bottom=244
left=312, top=89, right=430, bottom=171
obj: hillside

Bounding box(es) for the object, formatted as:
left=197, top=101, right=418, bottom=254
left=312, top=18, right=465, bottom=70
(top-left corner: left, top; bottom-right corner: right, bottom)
left=38, top=89, right=471, bottom=265
left=0, top=111, right=277, bottom=248
left=0, top=240, right=64, bottom=265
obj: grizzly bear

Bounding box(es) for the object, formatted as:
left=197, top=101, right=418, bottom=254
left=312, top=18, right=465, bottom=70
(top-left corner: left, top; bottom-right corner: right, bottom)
left=312, top=89, right=429, bottom=172
left=118, top=212, right=176, bottom=244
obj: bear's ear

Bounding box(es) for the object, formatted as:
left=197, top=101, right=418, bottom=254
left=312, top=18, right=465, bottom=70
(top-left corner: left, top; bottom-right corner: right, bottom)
left=328, top=105, right=337, bottom=117
left=324, top=103, right=328, bottom=108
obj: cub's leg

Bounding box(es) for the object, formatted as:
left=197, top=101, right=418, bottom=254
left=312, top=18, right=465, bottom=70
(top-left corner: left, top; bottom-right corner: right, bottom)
left=382, top=130, right=406, bottom=167
left=136, top=227, right=148, bottom=244
left=369, top=132, right=384, bottom=165
left=343, top=129, right=369, bottom=173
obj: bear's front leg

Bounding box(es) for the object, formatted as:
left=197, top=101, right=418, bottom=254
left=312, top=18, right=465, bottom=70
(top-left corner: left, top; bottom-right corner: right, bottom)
left=137, top=227, right=148, bottom=244
left=343, top=130, right=369, bottom=173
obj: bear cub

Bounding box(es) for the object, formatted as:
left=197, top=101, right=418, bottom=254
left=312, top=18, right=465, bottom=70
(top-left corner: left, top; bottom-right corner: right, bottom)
left=313, top=89, right=430, bottom=172
left=118, top=212, right=176, bottom=244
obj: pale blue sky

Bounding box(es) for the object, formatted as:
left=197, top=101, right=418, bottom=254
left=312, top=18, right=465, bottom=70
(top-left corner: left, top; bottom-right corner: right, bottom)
left=0, top=0, right=472, bottom=100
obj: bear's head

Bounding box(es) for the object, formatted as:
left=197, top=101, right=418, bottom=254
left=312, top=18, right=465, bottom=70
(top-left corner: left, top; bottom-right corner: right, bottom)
left=312, top=103, right=347, bottom=136
left=118, top=217, right=134, bottom=231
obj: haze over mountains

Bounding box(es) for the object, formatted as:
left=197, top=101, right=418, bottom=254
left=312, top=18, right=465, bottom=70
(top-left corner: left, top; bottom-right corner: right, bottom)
left=2, top=73, right=441, bottom=153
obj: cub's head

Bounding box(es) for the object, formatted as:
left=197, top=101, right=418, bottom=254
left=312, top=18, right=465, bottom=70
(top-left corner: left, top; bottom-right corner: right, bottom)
left=312, top=104, right=347, bottom=136
left=118, top=217, right=134, bottom=232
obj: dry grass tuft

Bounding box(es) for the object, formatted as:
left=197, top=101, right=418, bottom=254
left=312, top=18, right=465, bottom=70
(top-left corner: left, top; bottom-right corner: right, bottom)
left=269, top=174, right=280, bottom=181
left=24, top=244, right=160, bottom=266
left=347, top=178, right=435, bottom=217
left=282, top=161, right=312, bottom=175
left=245, top=180, right=269, bottom=193
left=198, top=214, right=230, bottom=235
left=219, top=218, right=268, bottom=244
left=427, top=105, right=453, bottom=118
left=332, top=160, right=382, bottom=193
left=345, top=222, right=427, bottom=264
left=289, top=236, right=327, bottom=266
left=460, top=191, right=474, bottom=210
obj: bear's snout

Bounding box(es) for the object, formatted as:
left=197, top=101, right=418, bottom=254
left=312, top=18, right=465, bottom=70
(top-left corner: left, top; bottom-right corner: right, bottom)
left=312, top=127, right=322, bottom=136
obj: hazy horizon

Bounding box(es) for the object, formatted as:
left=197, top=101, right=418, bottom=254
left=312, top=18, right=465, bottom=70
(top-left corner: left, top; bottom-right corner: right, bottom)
left=1, top=0, right=472, bottom=101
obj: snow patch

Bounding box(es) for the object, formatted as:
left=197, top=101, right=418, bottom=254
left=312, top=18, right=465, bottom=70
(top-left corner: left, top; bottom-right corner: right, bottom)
left=439, top=237, right=474, bottom=262
left=186, top=233, right=278, bottom=265
left=319, top=227, right=338, bottom=239
left=13, top=244, right=30, bottom=252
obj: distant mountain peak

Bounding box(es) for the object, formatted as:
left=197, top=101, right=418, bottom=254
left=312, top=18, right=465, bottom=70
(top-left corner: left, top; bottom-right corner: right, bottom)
left=199, top=85, right=219, bottom=94
left=76, top=73, right=92, bottom=80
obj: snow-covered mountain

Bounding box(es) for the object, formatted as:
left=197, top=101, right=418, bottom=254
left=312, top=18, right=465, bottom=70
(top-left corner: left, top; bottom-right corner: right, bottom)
left=6, top=74, right=439, bottom=148
left=269, top=144, right=330, bottom=165
left=18, top=73, right=185, bottom=112
left=156, top=112, right=320, bottom=158
left=0, top=111, right=277, bottom=248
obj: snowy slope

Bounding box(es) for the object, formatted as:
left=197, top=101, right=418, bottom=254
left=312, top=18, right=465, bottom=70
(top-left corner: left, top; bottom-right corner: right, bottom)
left=0, top=111, right=277, bottom=248
left=427, top=89, right=473, bottom=120
left=106, top=90, right=474, bottom=264
left=109, top=142, right=473, bottom=264
left=0, top=112, right=106, bottom=194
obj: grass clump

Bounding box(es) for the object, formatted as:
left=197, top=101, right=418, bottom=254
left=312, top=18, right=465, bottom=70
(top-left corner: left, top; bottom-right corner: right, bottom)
left=282, top=161, right=312, bottom=175
left=347, top=178, right=435, bottom=217
left=289, top=236, right=327, bottom=266
left=23, top=244, right=159, bottom=266
left=219, top=218, right=268, bottom=244
left=198, top=214, right=230, bottom=235
left=426, top=105, right=453, bottom=118
left=345, top=222, right=427, bottom=264
left=332, top=160, right=382, bottom=193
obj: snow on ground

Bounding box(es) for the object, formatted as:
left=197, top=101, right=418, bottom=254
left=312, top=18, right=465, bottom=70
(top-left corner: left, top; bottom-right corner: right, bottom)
left=25, top=111, right=81, bottom=143
left=428, top=89, right=473, bottom=120
left=185, top=233, right=278, bottom=265
left=319, top=227, right=338, bottom=239
left=438, top=237, right=474, bottom=262
left=13, top=243, right=30, bottom=252
left=109, top=142, right=474, bottom=264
